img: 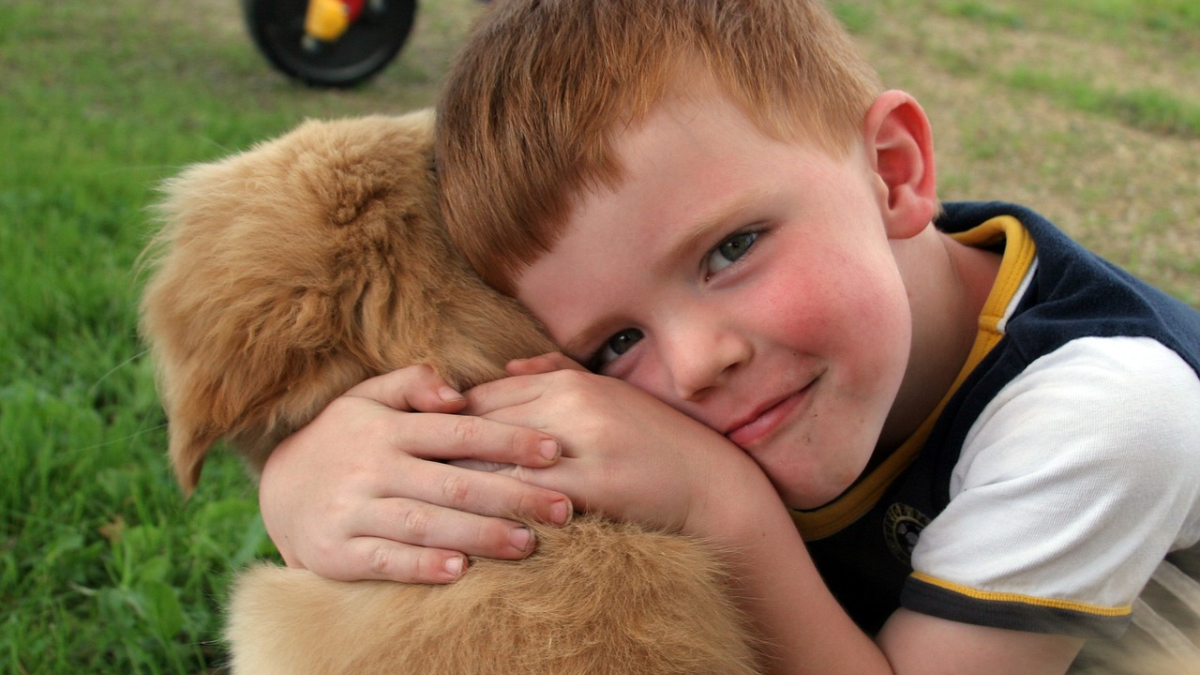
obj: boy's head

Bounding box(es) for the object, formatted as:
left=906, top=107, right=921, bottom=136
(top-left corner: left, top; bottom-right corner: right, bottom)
left=436, top=0, right=946, bottom=508
left=436, top=0, right=882, bottom=295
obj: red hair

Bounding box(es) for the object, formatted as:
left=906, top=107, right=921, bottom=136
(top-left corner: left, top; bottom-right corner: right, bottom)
left=437, top=0, right=882, bottom=294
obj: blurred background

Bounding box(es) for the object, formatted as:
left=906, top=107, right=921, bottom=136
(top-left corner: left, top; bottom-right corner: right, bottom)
left=2, top=0, right=1197, bottom=672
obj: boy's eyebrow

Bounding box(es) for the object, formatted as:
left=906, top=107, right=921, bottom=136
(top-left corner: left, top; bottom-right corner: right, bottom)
left=560, top=188, right=769, bottom=360
left=653, top=187, right=769, bottom=276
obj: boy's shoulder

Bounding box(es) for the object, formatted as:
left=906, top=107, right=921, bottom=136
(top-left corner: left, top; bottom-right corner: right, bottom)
left=807, top=201, right=1200, bottom=638
left=925, top=200, right=1200, bottom=505
left=937, top=200, right=1200, bottom=375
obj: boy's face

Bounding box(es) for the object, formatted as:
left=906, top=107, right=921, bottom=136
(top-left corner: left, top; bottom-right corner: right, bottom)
left=515, top=93, right=913, bottom=509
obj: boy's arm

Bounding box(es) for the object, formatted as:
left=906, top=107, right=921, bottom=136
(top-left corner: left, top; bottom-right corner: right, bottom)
left=257, top=365, right=574, bottom=583
left=880, top=611, right=1084, bottom=674
left=482, top=358, right=1086, bottom=675
left=707, top=498, right=1084, bottom=675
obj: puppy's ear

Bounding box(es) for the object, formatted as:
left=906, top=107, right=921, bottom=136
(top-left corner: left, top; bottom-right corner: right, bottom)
left=138, top=112, right=425, bottom=491
left=140, top=111, right=556, bottom=493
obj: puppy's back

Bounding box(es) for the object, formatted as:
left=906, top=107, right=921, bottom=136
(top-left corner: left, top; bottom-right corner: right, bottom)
left=228, top=517, right=760, bottom=675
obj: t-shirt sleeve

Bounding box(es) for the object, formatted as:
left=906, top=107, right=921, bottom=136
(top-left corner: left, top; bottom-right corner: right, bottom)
left=902, top=337, right=1200, bottom=637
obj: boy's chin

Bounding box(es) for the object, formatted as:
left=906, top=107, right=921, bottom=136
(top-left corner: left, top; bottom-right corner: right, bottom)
left=774, top=474, right=857, bottom=512
left=764, top=444, right=874, bottom=511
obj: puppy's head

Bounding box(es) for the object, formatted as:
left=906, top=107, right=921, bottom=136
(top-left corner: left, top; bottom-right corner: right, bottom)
left=139, top=111, right=554, bottom=493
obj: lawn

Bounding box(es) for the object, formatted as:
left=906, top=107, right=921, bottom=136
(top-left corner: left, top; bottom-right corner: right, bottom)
left=2, top=0, right=1196, bottom=673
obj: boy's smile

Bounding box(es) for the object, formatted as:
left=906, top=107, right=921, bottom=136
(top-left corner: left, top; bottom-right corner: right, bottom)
left=515, top=90, right=917, bottom=509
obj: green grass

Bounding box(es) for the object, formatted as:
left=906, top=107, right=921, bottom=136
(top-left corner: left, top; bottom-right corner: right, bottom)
left=2, top=1, right=485, bottom=672
left=1004, top=68, right=1200, bottom=138
left=3, top=0, right=1197, bottom=673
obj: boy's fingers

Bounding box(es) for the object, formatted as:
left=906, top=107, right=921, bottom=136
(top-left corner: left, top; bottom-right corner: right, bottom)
left=383, top=461, right=572, bottom=526
left=467, top=355, right=590, bottom=414
left=463, top=367, right=592, bottom=417
left=360, top=497, right=561, bottom=559
left=505, top=352, right=588, bottom=376
left=390, top=411, right=561, bottom=467
left=343, top=365, right=466, bottom=413
left=334, top=496, right=576, bottom=584
left=332, top=537, right=469, bottom=584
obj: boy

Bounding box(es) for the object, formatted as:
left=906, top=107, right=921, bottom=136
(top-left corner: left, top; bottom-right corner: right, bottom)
left=258, top=1, right=1200, bottom=673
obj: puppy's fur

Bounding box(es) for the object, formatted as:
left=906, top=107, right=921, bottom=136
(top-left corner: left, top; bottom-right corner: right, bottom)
left=139, top=111, right=761, bottom=674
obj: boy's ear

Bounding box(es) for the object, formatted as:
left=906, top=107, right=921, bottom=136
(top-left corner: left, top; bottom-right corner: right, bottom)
left=862, top=90, right=939, bottom=239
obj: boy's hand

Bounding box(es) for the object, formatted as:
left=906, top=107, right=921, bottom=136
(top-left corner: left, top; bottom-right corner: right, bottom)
left=258, top=365, right=573, bottom=584
left=468, top=354, right=775, bottom=540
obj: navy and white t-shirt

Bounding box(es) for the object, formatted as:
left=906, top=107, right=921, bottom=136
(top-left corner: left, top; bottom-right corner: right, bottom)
left=792, top=202, right=1200, bottom=670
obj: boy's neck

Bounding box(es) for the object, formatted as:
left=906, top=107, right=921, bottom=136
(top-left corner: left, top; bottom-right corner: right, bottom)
left=878, top=224, right=1002, bottom=452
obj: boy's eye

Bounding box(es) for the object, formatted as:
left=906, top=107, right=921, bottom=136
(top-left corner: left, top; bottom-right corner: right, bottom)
left=590, top=328, right=644, bottom=370
left=705, top=231, right=759, bottom=276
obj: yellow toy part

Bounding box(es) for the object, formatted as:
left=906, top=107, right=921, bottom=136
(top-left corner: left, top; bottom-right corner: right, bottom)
left=304, top=0, right=351, bottom=42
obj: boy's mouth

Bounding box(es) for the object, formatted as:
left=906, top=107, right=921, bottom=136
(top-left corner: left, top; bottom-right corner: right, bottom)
left=724, top=379, right=817, bottom=448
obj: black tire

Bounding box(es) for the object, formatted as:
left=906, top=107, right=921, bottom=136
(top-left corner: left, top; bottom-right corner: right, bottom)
left=243, top=0, right=417, bottom=87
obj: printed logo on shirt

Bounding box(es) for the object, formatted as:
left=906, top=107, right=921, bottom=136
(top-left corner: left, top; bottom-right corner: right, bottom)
left=884, top=502, right=931, bottom=566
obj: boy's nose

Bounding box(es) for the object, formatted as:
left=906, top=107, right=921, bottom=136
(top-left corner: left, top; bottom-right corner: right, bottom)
left=664, top=323, right=752, bottom=402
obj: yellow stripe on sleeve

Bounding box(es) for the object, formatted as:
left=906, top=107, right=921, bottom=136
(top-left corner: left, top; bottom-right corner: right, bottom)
left=909, top=572, right=1133, bottom=618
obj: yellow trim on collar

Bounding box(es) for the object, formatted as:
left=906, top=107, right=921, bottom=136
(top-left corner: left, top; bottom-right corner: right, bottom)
left=909, top=572, right=1133, bottom=617
left=790, top=216, right=1036, bottom=540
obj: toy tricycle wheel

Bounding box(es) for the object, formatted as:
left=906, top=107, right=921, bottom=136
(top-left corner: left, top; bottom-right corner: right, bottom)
left=243, top=0, right=418, bottom=87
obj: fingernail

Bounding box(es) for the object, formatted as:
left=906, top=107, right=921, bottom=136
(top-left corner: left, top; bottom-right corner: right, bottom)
left=550, top=498, right=572, bottom=525
left=443, top=555, right=466, bottom=579
left=539, top=439, right=560, bottom=461
left=438, top=386, right=465, bottom=403
left=509, top=526, right=535, bottom=552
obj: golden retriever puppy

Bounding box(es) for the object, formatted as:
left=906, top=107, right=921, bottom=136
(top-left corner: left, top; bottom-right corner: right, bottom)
left=139, top=110, right=761, bottom=675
